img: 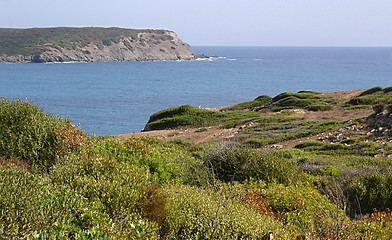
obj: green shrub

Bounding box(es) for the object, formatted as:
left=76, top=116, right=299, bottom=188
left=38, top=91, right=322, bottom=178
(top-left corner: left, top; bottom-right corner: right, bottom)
left=223, top=120, right=238, bottom=129
left=91, top=137, right=203, bottom=184
left=383, top=86, right=392, bottom=94
left=346, top=96, right=377, bottom=105
left=320, top=165, right=342, bottom=177
left=162, top=185, right=293, bottom=239
left=353, top=210, right=392, bottom=239
left=50, top=154, right=160, bottom=238
left=265, top=184, right=352, bottom=239
left=254, top=95, right=272, bottom=102
left=0, top=99, right=67, bottom=172
left=0, top=166, right=110, bottom=239
left=243, top=137, right=268, bottom=148
left=263, top=91, right=335, bottom=112
left=195, top=127, right=208, bottom=132
left=359, top=87, right=383, bottom=96
left=295, top=141, right=324, bottom=149
left=102, top=39, right=112, bottom=46
left=222, top=95, right=272, bottom=111
left=202, top=144, right=304, bottom=185
left=145, top=105, right=260, bottom=130
left=345, top=172, right=392, bottom=216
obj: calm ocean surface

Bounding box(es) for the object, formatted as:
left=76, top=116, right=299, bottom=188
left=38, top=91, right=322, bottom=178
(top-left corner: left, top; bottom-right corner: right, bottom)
left=1, top=47, right=391, bottom=135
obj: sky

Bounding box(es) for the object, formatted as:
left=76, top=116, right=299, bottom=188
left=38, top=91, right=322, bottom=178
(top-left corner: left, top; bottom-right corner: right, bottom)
left=0, top=0, right=391, bottom=46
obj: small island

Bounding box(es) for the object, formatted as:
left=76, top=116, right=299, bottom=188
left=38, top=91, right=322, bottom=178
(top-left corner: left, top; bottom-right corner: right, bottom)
left=0, top=27, right=201, bottom=63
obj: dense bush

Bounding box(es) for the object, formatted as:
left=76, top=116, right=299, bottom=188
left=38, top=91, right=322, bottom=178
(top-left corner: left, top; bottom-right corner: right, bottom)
left=0, top=167, right=110, bottom=239
left=262, top=91, right=333, bottom=112
left=295, top=140, right=324, bottom=149
left=359, top=87, right=383, bottom=96
left=145, top=105, right=260, bottom=130
left=0, top=99, right=64, bottom=172
left=202, top=144, right=304, bottom=185
left=345, top=172, right=392, bottom=216
left=265, top=184, right=354, bottom=239
left=222, top=95, right=272, bottom=111
left=162, top=185, right=293, bottom=239
left=0, top=99, right=90, bottom=172
left=91, top=137, right=204, bottom=184
left=384, top=86, right=392, bottom=94
left=50, top=153, right=160, bottom=238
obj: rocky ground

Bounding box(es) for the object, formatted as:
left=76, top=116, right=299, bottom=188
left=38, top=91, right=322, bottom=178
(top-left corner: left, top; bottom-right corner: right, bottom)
left=114, top=90, right=378, bottom=148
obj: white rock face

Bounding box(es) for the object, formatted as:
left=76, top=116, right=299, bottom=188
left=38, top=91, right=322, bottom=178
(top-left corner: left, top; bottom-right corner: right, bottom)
left=0, top=30, right=201, bottom=63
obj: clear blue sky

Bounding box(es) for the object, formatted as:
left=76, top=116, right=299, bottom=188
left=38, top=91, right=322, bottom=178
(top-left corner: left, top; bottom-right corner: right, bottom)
left=1, top=0, right=391, bottom=46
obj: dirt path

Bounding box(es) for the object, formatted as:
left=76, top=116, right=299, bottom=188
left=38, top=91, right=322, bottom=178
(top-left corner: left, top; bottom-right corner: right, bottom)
left=113, top=89, right=371, bottom=147
left=114, top=126, right=240, bottom=144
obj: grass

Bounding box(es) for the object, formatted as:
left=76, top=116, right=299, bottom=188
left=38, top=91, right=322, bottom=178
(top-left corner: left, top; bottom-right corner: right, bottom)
left=144, top=105, right=260, bottom=130
left=345, top=86, right=392, bottom=107
left=259, top=91, right=334, bottom=112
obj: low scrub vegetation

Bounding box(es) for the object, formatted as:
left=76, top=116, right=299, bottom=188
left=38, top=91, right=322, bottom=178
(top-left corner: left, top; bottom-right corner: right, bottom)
left=144, top=104, right=260, bottom=130
left=2, top=96, right=392, bottom=238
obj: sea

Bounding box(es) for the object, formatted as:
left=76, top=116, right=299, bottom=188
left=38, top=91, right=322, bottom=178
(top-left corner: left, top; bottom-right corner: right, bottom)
left=1, top=47, right=391, bottom=135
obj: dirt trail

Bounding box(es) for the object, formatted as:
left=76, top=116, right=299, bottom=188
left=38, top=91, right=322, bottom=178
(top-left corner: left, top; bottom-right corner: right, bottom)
left=113, top=89, right=371, bottom=147
left=114, top=126, right=240, bottom=144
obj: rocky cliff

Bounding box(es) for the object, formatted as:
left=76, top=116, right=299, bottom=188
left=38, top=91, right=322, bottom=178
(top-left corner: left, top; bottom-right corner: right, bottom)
left=0, top=27, right=202, bottom=63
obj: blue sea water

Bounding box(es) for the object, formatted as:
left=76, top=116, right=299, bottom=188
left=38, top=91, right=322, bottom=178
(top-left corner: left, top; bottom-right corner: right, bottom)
left=1, top=47, right=392, bottom=135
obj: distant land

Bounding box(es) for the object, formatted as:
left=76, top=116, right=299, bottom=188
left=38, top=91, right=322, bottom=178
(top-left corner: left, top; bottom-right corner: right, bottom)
left=0, top=27, right=202, bottom=63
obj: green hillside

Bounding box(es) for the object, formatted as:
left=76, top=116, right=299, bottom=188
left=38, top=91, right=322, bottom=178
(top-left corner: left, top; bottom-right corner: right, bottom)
left=1, top=88, right=392, bottom=239
left=0, top=27, right=167, bottom=55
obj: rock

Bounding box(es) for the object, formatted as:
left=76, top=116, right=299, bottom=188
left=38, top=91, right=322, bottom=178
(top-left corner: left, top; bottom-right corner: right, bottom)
left=0, top=28, right=203, bottom=63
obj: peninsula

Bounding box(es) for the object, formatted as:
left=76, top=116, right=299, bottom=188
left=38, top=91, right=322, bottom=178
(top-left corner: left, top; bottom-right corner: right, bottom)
left=0, top=27, right=201, bottom=63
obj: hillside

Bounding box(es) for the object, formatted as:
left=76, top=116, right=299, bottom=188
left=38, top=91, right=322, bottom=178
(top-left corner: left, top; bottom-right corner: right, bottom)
left=2, top=87, right=392, bottom=238
left=0, top=27, right=201, bottom=63
left=117, top=87, right=392, bottom=156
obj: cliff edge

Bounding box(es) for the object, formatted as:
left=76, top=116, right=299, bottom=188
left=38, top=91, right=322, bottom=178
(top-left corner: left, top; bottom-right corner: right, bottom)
left=0, top=27, right=202, bottom=63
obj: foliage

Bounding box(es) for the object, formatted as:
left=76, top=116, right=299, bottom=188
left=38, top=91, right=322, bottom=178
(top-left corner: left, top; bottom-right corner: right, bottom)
left=260, top=91, right=334, bottom=112
left=265, top=184, right=353, bottom=239
left=50, top=153, right=160, bottom=238
left=0, top=27, right=170, bottom=55
left=241, top=120, right=340, bottom=148
left=162, top=185, right=293, bottom=239
left=295, top=140, right=324, bottom=149
left=91, top=137, right=203, bottom=184
left=221, top=95, right=272, bottom=111
left=359, top=86, right=383, bottom=96
left=384, top=86, right=392, bottom=94
left=346, top=87, right=392, bottom=106
left=195, top=127, right=208, bottom=132
left=354, top=209, right=392, bottom=239
left=0, top=99, right=64, bottom=172
left=0, top=167, right=110, bottom=239
left=345, top=171, right=392, bottom=216
left=3, top=92, right=392, bottom=238
left=202, top=144, right=304, bottom=185
left=144, top=105, right=260, bottom=130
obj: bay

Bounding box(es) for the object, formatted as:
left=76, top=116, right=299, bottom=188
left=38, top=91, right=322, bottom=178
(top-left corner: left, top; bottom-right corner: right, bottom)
left=1, top=47, right=391, bottom=135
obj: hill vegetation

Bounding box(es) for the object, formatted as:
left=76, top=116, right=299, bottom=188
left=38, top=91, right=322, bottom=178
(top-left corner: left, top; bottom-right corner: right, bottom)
left=0, top=27, right=199, bottom=62
left=2, top=87, right=392, bottom=238
left=0, top=27, right=162, bottom=55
